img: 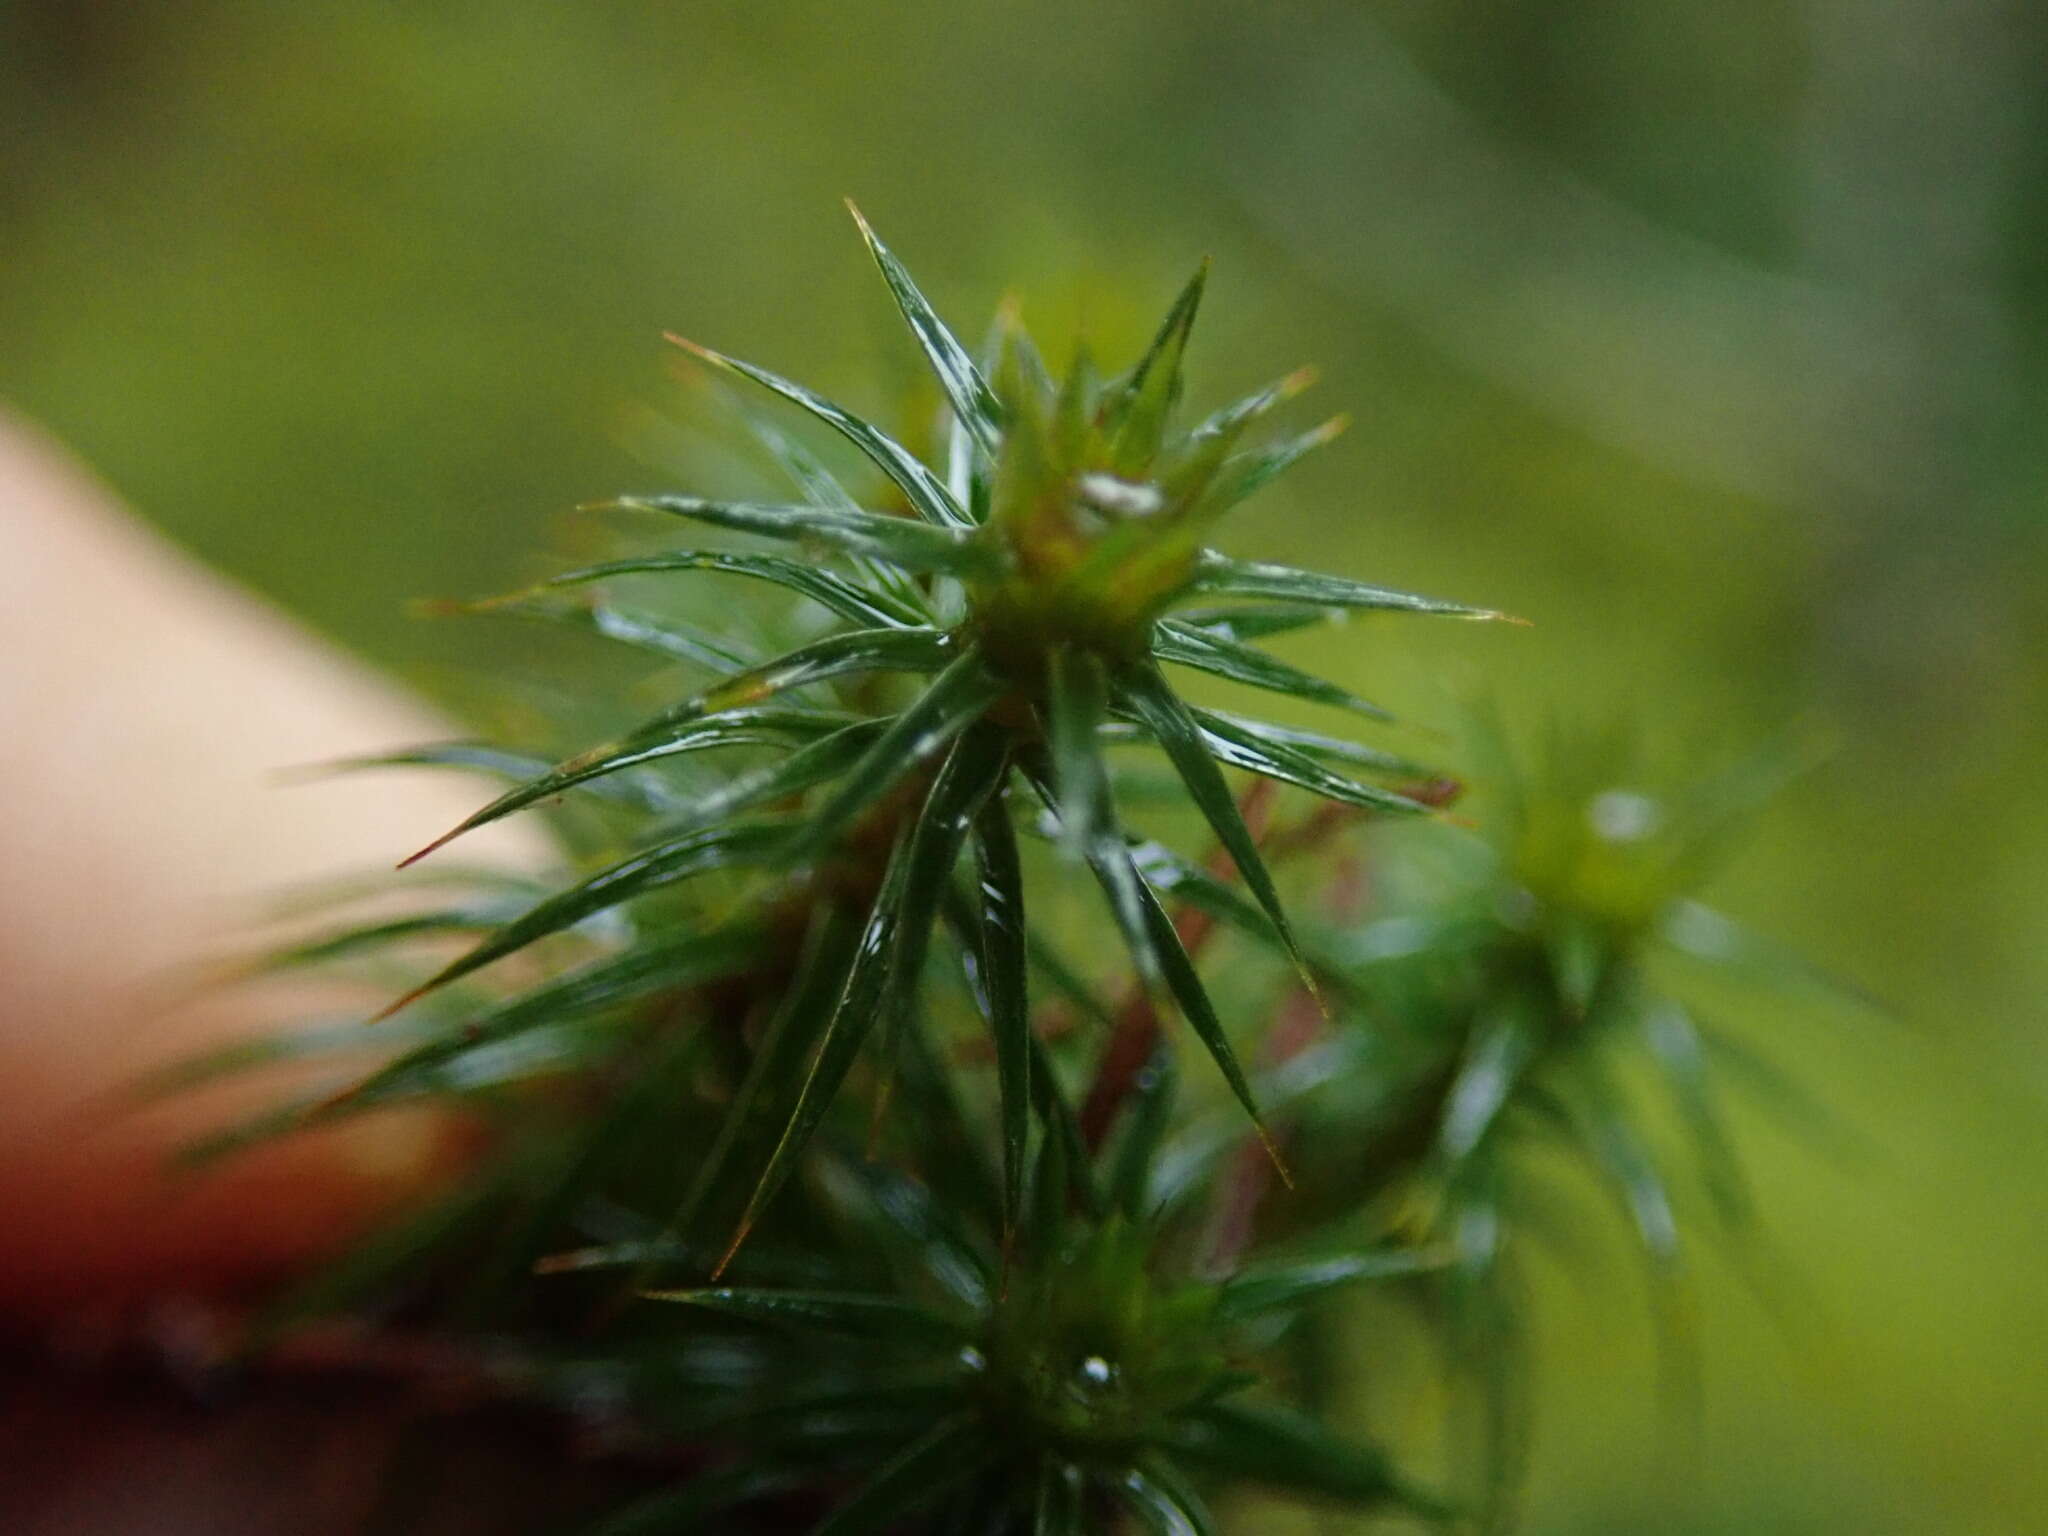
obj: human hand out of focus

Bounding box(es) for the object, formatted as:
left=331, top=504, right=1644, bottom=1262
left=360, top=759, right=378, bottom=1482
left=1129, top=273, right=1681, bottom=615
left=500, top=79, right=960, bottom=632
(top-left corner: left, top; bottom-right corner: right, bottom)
left=0, top=413, right=529, bottom=1317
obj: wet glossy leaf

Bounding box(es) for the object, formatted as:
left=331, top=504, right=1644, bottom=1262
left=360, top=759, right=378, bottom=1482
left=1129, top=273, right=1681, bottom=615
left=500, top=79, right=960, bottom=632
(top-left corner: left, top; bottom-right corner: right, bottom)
left=716, top=835, right=917, bottom=1273
left=400, top=707, right=861, bottom=867
left=1439, top=1010, right=1537, bottom=1165
left=1108, top=260, right=1207, bottom=475
left=1216, top=1245, right=1452, bottom=1322
left=1195, top=709, right=1430, bottom=777
left=809, top=1416, right=989, bottom=1536
left=643, top=1287, right=968, bottom=1347
left=848, top=203, right=1003, bottom=461
left=665, top=336, right=970, bottom=528
left=784, top=644, right=1005, bottom=862
left=1117, top=1461, right=1217, bottom=1536
left=481, top=595, right=753, bottom=671
left=1042, top=646, right=1114, bottom=864
left=1153, top=618, right=1389, bottom=719
left=379, top=821, right=791, bottom=1017
left=616, top=494, right=986, bottom=574
left=1117, top=661, right=1315, bottom=997
left=970, top=789, right=1032, bottom=1233
left=342, top=929, right=764, bottom=1110
left=1188, top=551, right=1512, bottom=621
left=1168, top=1401, right=1434, bottom=1514
left=510, top=549, right=925, bottom=628
left=1185, top=710, right=1431, bottom=815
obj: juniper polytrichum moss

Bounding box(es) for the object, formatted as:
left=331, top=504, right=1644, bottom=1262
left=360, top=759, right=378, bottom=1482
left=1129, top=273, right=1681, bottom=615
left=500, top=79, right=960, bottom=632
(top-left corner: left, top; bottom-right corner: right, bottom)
left=179, top=206, right=1862, bottom=1534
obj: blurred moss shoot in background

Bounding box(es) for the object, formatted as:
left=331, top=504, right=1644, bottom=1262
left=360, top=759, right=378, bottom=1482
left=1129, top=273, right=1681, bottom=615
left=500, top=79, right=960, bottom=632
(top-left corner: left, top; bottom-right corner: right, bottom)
left=4, top=2, right=2046, bottom=1532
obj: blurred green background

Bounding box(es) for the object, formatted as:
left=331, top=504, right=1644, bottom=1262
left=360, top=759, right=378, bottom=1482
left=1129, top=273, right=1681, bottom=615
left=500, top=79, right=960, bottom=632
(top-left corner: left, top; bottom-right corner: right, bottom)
left=4, top=2, right=2044, bottom=1530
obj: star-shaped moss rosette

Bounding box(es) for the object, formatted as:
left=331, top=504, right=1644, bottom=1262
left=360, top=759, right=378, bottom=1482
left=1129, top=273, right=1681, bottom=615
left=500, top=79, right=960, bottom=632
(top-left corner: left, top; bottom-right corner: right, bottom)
left=366, top=206, right=1517, bottom=1271
left=548, top=1096, right=1455, bottom=1536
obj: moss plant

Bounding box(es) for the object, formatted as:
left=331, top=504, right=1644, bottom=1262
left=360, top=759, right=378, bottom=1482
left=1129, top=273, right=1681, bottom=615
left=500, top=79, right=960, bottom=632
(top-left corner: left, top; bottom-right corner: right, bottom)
left=179, top=209, right=1859, bottom=1534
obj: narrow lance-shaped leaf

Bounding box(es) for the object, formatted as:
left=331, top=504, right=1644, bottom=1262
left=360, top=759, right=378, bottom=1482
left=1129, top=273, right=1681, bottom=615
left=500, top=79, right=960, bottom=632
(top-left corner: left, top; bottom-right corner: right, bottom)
left=869, top=727, right=1010, bottom=1139
left=1117, top=1460, right=1218, bottom=1536
left=1216, top=1245, right=1453, bottom=1323
left=665, top=902, right=865, bottom=1253
left=638, top=1286, right=969, bottom=1346
left=784, top=644, right=1006, bottom=862
left=1108, top=1046, right=1176, bottom=1218
left=342, top=929, right=765, bottom=1112
left=970, top=786, right=1032, bottom=1233
left=495, top=549, right=925, bottom=629
left=712, top=373, right=933, bottom=617
left=847, top=202, right=1003, bottom=460
left=399, top=706, right=866, bottom=867
left=1108, top=259, right=1208, bottom=475
left=714, top=832, right=917, bottom=1276
left=304, top=741, right=672, bottom=811
left=1185, top=709, right=1433, bottom=815
left=665, top=335, right=972, bottom=528
left=642, top=722, right=890, bottom=843
left=1043, top=645, right=1114, bottom=863
left=1119, top=661, right=1321, bottom=1005
left=1187, top=549, right=1519, bottom=621
left=1195, top=708, right=1431, bottom=777
left=808, top=1416, right=991, bottom=1536
left=1167, top=1401, right=1445, bottom=1516
left=479, top=594, right=754, bottom=671
left=613, top=494, right=987, bottom=576
left=376, top=821, right=791, bottom=1019
left=1153, top=618, right=1390, bottom=719
left=1110, top=838, right=1288, bottom=1182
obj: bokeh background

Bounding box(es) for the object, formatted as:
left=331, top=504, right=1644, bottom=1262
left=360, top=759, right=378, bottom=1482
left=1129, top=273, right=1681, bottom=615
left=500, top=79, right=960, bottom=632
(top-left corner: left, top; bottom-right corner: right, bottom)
left=4, top=2, right=2044, bottom=1531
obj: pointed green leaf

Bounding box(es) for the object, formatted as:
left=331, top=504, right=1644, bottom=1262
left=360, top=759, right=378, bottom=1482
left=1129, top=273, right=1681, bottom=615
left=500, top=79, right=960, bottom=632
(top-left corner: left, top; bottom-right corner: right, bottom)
left=848, top=203, right=1003, bottom=460
left=1439, top=1009, right=1537, bottom=1164
left=1177, top=602, right=1344, bottom=641
left=1109, top=261, right=1208, bottom=476
left=1169, top=1401, right=1443, bottom=1515
left=1043, top=646, right=1114, bottom=864
left=1117, top=661, right=1315, bottom=996
left=1216, top=1245, right=1452, bottom=1322
left=869, top=725, right=1010, bottom=1135
left=1034, top=1462, right=1088, bottom=1536
left=307, top=741, right=672, bottom=810
left=1114, top=840, right=1280, bottom=1168
left=666, top=336, right=971, bottom=527
left=785, top=644, right=1005, bottom=862
left=379, top=822, right=790, bottom=1016
left=481, top=594, right=753, bottom=671
left=1643, top=1000, right=1752, bottom=1230
left=822, top=1157, right=992, bottom=1311
left=808, top=1416, right=990, bottom=1536
left=510, top=549, right=925, bottom=628
left=640, top=1287, right=969, bottom=1345
left=1108, top=1046, right=1175, bottom=1218
left=617, top=494, right=987, bottom=574
left=1117, top=1461, right=1218, bottom=1536
left=397, top=706, right=865, bottom=867
left=715, top=835, right=917, bottom=1272
left=1183, top=710, right=1432, bottom=815
left=1153, top=619, right=1389, bottom=719
left=342, top=929, right=767, bottom=1111
left=1194, top=709, right=1431, bottom=777
left=1189, top=551, right=1514, bottom=620
left=970, top=789, right=1032, bottom=1232
left=667, top=902, right=865, bottom=1247
left=1191, top=416, right=1347, bottom=525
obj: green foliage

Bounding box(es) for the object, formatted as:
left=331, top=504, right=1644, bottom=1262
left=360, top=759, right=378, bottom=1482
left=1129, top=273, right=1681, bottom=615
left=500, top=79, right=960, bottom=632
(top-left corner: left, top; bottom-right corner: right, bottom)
left=179, top=211, right=1858, bottom=1533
